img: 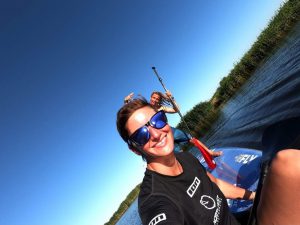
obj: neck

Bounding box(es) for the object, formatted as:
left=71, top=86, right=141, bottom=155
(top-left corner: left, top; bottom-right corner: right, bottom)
left=153, top=105, right=160, bottom=111
left=147, top=155, right=182, bottom=176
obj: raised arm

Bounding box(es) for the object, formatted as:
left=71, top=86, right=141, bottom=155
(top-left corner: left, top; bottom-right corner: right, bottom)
left=164, top=90, right=180, bottom=113
left=124, top=92, right=134, bottom=104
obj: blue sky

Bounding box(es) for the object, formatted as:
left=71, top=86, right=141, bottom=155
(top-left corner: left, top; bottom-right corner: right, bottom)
left=0, top=1, right=285, bottom=224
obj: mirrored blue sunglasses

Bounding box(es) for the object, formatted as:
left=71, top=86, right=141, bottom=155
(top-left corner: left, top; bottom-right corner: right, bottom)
left=128, top=110, right=168, bottom=146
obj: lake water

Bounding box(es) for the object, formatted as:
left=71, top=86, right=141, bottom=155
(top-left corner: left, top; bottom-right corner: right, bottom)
left=203, top=22, right=300, bottom=151
left=116, top=22, right=300, bottom=225
left=116, top=199, right=142, bottom=225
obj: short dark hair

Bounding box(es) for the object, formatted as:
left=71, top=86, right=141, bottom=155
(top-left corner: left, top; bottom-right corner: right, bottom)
left=116, top=97, right=152, bottom=143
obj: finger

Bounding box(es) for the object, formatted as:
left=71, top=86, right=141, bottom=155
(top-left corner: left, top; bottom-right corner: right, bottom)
left=212, top=151, right=223, bottom=157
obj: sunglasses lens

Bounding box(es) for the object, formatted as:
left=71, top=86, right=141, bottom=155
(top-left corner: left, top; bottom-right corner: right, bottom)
left=150, top=111, right=167, bottom=129
left=130, top=126, right=150, bottom=146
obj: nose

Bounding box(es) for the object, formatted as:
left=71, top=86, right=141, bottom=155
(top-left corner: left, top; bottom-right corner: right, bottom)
left=148, top=126, right=162, bottom=141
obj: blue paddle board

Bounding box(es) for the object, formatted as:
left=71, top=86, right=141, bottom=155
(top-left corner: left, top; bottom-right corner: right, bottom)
left=190, top=146, right=262, bottom=213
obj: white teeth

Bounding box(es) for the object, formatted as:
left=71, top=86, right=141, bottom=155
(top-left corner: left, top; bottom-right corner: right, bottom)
left=156, top=136, right=166, bottom=147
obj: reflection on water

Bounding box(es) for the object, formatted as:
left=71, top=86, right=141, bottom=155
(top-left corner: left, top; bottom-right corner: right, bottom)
left=116, top=22, right=300, bottom=225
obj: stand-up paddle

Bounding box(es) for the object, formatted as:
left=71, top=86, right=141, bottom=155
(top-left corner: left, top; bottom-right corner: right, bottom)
left=152, top=66, right=216, bottom=170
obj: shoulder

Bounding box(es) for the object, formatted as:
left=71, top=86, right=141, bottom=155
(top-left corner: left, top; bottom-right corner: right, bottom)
left=159, top=105, right=168, bottom=111
left=177, top=152, right=207, bottom=173
left=139, top=169, right=178, bottom=200
left=159, top=105, right=176, bottom=113
left=177, top=151, right=199, bottom=164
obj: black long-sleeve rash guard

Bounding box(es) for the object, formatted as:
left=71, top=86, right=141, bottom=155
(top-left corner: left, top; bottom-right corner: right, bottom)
left=138, top=152, right=240, bottom=225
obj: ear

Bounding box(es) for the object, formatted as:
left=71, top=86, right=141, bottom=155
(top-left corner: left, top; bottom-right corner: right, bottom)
left=128, top=144, right=141, bottom=155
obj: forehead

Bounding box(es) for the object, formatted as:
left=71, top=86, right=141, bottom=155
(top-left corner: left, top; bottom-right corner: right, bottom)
left=151, top=93, right=160, bottom=99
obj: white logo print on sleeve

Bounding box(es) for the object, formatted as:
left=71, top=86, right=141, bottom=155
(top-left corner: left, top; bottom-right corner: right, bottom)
left=213, top=195, right=222, bottom=225
left=148, top=213, right=166, bottom=225
left=200, top=195, right=222, bottom=225
left=186, top=177, right=201, bottom=197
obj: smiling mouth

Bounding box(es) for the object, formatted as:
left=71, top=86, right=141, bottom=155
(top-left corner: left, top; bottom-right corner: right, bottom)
left=153, top=135, right=167, bottom=148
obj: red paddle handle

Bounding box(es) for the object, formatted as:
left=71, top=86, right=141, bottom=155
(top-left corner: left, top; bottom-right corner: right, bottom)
left=190, top=138, right=216, bottom=170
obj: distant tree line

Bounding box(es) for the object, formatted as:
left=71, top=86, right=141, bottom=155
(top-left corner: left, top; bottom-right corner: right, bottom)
left=104, top=184, right=141, bottom=225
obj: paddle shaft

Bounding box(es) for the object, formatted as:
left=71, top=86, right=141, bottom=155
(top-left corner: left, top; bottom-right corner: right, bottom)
left=152, top=67, right=192, bottom=137
left=151, top=66, right=216, bottom=169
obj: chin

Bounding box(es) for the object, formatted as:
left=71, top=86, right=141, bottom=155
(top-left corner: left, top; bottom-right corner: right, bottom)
left=147, top=130, right=175, bottom=156
left=160, top=141, right=175, bottom=155
left=151, top=143, right=174, bottom=157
